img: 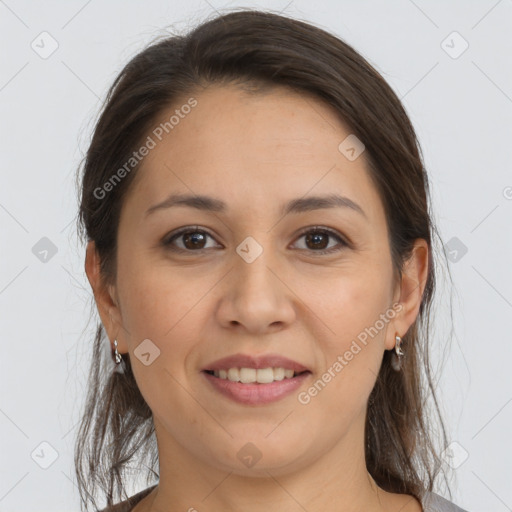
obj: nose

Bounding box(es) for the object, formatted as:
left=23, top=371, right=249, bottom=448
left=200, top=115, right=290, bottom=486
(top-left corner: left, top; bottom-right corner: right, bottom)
left=215, top=243, right=297, bottom=335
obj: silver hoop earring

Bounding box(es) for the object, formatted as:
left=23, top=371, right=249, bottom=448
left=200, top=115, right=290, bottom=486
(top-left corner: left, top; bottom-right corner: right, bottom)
left=113, top=338, right=122, bottom=364
left=391, top=334, right=404, bottom=372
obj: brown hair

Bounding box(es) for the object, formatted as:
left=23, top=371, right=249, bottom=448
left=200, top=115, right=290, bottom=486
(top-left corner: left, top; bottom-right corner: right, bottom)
left=75, top=8, right=454, bottom=510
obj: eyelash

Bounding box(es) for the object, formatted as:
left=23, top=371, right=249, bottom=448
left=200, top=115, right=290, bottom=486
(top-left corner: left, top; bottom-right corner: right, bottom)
left=162, top=225, right=349, bottom=255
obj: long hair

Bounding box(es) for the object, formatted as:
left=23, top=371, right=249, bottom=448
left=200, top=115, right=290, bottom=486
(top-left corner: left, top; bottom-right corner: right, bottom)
left=74, top=8, right=454, bottom=510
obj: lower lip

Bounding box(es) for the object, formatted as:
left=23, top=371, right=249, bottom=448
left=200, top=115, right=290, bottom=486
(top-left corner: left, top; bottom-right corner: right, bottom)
left=202, top=371, right=311, bottom=405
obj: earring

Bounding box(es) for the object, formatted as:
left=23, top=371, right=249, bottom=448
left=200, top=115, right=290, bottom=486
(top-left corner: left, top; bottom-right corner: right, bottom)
left=390, top=334, right=404, bottom=372
left=113, top=338, right=122, bottom=364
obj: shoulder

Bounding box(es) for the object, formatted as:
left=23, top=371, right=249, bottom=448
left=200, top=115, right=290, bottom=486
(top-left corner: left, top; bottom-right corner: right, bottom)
left=97, top=485, right=157, bottom=512
left=422, top=491, right=469, bottom=512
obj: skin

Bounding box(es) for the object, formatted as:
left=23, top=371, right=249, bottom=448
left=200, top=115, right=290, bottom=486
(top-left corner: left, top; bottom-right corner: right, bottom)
left=85, top=84, right=428, bottom=512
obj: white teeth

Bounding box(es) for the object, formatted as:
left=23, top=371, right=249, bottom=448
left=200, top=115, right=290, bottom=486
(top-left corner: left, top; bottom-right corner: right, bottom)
left=212, top=367, right=299, bottom=383
left=273, top=367, right=286, bottom=381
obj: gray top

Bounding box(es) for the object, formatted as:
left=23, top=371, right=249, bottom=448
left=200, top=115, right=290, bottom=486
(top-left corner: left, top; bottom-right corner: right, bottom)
left=422, top=491, right=469, bottom=511
left=98, top=485, right=469, bottom=512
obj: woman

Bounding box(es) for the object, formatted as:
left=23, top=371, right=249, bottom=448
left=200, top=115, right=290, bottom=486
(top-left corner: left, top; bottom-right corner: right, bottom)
left=75, top=9, right=469, bottom=512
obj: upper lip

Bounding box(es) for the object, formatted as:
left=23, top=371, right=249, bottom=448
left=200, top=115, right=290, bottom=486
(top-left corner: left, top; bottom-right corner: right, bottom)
left=202, top=353, right=311, bottom=373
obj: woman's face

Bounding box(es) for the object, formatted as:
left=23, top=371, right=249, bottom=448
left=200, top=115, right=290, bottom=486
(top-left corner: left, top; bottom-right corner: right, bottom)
left=91, top=84, right=421, bottom=476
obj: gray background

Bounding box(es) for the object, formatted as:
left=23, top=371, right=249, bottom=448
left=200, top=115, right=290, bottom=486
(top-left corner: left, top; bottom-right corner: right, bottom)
left=1, top=1, right=511, bottom=511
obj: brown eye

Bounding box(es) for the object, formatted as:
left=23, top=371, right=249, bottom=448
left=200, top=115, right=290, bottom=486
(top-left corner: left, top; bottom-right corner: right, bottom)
left=305, top=231, right=329, bottom=250
left=163, top=225, right=348, bottom=256
left=163, top=227, right=219, bottom=252
left=181, top=231, right=208, bottom=250
left=293, top=227, right=347, bottom=255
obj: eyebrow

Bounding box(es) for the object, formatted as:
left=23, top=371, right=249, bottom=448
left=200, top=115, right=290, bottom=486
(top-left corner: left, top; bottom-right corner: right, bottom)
left=144, top=193, right=367, bottom=219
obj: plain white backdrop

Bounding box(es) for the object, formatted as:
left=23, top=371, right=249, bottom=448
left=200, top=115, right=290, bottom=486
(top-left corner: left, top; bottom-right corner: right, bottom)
left=1, top=1, right=511, bottom=511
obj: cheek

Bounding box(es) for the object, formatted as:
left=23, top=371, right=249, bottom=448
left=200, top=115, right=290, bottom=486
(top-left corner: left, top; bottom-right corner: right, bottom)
left=301, top=261, right=393, bottom=345
left=336, top=278, right=392, bottom=344
left=302, top=265, right=392, bottom=407
left=118, top=267, right=206, bottom=417
left=117, top=254, right=204, bottom=340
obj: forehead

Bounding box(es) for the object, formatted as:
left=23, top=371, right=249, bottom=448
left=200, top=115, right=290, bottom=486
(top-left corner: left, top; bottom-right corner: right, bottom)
left=122, top=84, right=385, bottom=225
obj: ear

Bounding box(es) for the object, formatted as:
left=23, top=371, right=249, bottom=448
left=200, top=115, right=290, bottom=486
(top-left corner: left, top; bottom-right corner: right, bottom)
left=84, top=240, right=127, bottom=354
left=385, top=238, right=429, bottom=351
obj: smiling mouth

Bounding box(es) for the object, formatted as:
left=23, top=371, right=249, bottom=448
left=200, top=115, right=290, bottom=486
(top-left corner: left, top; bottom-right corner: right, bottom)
left=201, top=368, right=312, bottom=405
